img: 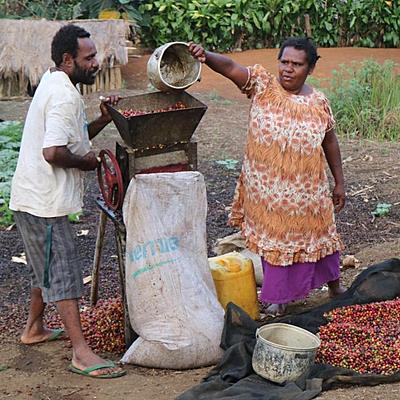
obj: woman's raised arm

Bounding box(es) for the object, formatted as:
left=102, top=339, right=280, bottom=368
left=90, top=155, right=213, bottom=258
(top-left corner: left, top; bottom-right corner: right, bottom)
left=188, top=42, right=249, bottom=90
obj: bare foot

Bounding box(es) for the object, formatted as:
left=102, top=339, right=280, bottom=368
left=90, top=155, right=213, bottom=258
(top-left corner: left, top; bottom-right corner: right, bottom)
left=263, top=303, right=287, bottom=317
left=71, top=349, right=125, bottom=378
left=21, top=327, right=65, bottom=345
left=328, top=279, right=347, bottom=298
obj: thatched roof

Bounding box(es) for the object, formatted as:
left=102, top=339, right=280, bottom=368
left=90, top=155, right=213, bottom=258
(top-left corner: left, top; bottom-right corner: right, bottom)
left=0, top=19, right=130, bottom=86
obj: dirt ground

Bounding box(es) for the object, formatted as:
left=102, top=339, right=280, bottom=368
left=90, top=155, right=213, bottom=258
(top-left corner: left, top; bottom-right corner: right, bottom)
left=0, top=47, right=400, bottom=400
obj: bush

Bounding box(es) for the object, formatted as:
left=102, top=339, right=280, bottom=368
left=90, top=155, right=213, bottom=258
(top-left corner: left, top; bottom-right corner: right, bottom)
left=2, top=1, right=398, bottom=51
left=0, top=0, right=83, bottom=19
left=327, top=60, right=400, bottom=141
left=138, top=0, right=400, bottom=51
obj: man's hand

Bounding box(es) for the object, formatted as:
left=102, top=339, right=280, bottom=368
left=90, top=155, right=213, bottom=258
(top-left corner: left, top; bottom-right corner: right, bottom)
left=188, top=42, right=206, bottom=63
left=333, top=183, right=345, bottom=213
left=81, top=151, right=100, bottom=171
left=88, top=95, right=121, bottom=140
left=99, top=95, right=121, bottom=123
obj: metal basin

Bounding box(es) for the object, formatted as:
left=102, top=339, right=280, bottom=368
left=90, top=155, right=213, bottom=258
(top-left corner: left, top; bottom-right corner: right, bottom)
left=147, top=42, right=202, bottom=92
left=252, top=323, right=320, bottom=383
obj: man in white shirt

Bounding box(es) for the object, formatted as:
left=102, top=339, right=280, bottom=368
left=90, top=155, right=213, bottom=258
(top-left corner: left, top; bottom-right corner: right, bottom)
left=10, top=24, right=125, bottom=378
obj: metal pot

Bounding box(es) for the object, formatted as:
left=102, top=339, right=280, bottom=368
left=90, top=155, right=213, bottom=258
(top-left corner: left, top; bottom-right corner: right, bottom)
left=147, top=42, right=202, bottom=92
left=252, top=323, right=320, bottom=384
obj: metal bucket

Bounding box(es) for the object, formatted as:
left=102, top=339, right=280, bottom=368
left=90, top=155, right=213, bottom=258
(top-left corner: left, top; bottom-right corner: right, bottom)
left=252, top=323, right=320, bottom=384
left=147, top=42, right=202, bottom=92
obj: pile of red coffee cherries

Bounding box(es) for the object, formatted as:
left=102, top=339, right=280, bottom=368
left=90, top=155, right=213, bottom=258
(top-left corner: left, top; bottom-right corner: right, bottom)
left=316, top=298, right=400, bottom=375
left=47, top=298, right=125, bottom=354
left=120, top=101, right=187, bottom=118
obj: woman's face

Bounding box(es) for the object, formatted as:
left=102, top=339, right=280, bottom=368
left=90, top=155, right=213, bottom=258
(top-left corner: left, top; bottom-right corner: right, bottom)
left=278, top=46, right=313, bottom=94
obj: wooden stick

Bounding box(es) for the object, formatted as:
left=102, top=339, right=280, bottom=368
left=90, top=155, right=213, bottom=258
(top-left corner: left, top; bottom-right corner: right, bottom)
left=304, top=14, right=312, bottom=37
left=350, top=185, right=374, bottom=196
left=114, top=221, right=137, bottom=348
left=90, top=210, right=108, bottom=306
left=105, top=66, right=110, bottom=91
left=109, top=66, right=116, bottom=90
left=115, top=66, right=122, bottom=89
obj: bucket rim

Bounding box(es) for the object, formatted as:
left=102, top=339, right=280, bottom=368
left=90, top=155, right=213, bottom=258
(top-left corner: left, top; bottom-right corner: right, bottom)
left=256, top=323, right=320, bottom=351
left=155, top=41, right=202, bottom=90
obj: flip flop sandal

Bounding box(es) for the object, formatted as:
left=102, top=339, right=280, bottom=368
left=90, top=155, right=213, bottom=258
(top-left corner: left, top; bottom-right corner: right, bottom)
left=45, top=328, right=65, bottom=342
left=26, top=328, right=65, bottom=345
left=69, top=361, right=127, bottom=379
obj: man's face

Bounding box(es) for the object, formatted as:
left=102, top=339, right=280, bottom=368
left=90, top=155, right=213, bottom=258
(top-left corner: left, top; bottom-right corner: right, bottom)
left=278, top=46, right=313, bottom=94
left=71, top=37, right=99, bottom=85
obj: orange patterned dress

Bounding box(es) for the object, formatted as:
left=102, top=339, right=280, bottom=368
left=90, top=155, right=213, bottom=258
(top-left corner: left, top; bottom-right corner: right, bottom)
left=229, top=64, right=344, bottom=267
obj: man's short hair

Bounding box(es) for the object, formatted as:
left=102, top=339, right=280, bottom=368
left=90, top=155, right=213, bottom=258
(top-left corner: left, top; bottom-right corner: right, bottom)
left=278, top=37, right=320, bottom=69
left=51, top=24, right=91, bottom=67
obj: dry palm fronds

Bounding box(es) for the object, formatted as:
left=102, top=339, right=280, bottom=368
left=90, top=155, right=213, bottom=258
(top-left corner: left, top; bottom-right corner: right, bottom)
left=0, top=19, right=129, bottom=86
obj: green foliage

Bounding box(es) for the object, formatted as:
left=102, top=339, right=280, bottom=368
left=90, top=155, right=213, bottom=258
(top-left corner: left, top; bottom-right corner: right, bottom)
left=0, top=121, right=23, bottom=226
left=0, top=0, right=142, bottom=21
left=138, top=0, right=400, bottom=51
left=2, top=1, right=398, bottom=50
left=0, top=0, right=83, bottom=19
left=68, top=211, right=83, bottom=223
left=372, top=202, right=392, bottom=217
left=80, top=0, right=142, bottom=22
left=327, top=60, right=400, bottom=141
left=0, top=122, right=84, bottom=226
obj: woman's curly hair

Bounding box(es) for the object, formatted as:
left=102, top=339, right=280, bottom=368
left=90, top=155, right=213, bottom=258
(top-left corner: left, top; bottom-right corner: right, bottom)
left=278, top=37, right=320, bottom=68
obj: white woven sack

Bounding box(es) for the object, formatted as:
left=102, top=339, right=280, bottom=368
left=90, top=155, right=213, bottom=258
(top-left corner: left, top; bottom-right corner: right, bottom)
left=121, top=171, right=224, bottom=369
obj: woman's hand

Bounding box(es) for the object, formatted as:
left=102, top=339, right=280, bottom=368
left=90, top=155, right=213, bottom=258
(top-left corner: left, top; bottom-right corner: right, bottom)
left=333, top=183, right=345, bottom=213
left=187, top=42, right=248, bottom=89
left=188, top=42, right=206, bottom=63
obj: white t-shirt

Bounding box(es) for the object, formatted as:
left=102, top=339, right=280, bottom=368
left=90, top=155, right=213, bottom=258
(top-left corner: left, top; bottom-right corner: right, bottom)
left=10, top=70, right=91, bottom=217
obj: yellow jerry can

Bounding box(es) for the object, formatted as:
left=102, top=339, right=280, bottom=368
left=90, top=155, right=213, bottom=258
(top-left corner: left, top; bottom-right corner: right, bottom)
left=209, top=252, right=260, bottom=320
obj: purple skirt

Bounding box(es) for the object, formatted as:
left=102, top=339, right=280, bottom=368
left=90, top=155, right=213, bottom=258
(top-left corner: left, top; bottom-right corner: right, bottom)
left=259, top=252, right=340, bottom=304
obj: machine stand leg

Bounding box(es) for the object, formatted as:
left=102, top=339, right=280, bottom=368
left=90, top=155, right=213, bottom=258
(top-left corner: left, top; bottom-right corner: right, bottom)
left=90, top=210, right=107, bottom=306
left=114, top=222, right=137, bottom=348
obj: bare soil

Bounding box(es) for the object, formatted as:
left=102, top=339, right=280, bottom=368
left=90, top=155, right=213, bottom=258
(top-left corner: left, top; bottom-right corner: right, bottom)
left=0, top=47, right=400, bottom=400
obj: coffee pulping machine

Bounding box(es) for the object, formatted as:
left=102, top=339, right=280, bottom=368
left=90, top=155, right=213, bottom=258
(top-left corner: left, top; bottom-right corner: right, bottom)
left=97, top=90, right=207, bottom=211
left=92, top=90, right=207, bottom=348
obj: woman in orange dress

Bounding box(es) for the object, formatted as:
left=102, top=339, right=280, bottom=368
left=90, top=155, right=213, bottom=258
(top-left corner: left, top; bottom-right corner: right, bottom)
left=189, top=37, right=346, bottom=316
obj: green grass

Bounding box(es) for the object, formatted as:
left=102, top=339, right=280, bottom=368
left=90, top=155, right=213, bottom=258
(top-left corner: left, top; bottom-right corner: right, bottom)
left=326, top=60, right=400, bottom=141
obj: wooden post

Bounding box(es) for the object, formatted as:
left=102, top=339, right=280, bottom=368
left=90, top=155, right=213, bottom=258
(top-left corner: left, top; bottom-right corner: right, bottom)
left=98, top=69, right=105, bottom=91
left=18, top=71, right=25, bottom=96
left=187, top=141, right=198, bottom=170
left=90, top=210, right=108, bottom=305
left=110, top=66, right=116, bottom=90
left=304, top=14, right=312, bottom=37
left=114, top=221, right=137, bottom=348
left=105, top=67, right=110, bottom=91
left=115, top=66, right=122, bottom=90
left=0, top=76, right=5, bottom=98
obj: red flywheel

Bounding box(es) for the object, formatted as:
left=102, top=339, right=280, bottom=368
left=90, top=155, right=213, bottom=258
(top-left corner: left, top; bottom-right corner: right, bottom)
left=97, top=149, right=124, bottom=210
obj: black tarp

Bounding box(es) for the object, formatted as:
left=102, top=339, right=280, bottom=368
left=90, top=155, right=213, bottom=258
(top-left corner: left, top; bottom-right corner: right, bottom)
left=177, top=258, right=400, bottom=400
